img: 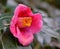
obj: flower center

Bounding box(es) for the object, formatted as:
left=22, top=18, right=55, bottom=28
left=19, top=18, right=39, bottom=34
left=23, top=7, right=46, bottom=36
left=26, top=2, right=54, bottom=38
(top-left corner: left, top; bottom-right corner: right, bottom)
left=18, top=17, right=32, bottom=28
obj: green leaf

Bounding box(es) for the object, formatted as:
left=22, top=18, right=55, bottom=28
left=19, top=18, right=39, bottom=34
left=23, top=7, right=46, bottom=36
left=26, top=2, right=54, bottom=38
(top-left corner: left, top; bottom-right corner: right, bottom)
left=0, top=14, right=12, bottom=30
left=0, top=40, right=3, bottom=49
left=0, top=0, right=7, bottom=5
left=0, top=6, right=15, bottom=30
left=2, top=28, right=17, bottom=49
left=1, top=28, right=32, bottom=49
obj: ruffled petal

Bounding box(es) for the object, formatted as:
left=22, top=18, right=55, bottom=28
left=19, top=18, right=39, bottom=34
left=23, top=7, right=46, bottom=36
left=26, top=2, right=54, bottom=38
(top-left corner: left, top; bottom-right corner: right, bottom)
left=16, top=27, right=34, bottom=46
left=30, top=13, right=43, bottom=34
left=14, top=4, right=32, bottom=17
left=10, top=15, right=18, bottom=37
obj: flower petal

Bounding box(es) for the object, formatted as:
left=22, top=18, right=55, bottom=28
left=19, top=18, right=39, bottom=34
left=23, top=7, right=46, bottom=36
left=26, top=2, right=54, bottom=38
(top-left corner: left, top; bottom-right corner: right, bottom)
left=16, top=27, right=34, bottom=46
left=10, top=16, right=18, bottom=37
left=30, top=13, right=43, bottom=34
left=14, top=4, right=32, bottom=17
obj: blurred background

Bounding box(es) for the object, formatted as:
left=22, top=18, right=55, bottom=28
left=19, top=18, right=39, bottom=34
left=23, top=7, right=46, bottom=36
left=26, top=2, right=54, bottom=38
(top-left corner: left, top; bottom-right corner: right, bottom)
left=0, top=0, right=60, bottom=49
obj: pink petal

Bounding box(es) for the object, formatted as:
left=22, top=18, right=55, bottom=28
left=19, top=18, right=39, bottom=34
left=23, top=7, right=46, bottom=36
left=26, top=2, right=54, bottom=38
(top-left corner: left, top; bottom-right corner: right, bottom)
left=16, top=27, right=34, bottom=46
left=14, top=4, right=32, bottom=17
left=10, top=15, right=18, bottom=37
left=30, top=13, right=43, bottom=34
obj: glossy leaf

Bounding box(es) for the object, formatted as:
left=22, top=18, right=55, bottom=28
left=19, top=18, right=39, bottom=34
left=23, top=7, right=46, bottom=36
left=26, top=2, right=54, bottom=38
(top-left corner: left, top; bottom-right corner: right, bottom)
left=1, top=28, right=32, bottom=49
left=2, top=28, right=17, bottom=49
left=0, top=40, right=3, bottom=49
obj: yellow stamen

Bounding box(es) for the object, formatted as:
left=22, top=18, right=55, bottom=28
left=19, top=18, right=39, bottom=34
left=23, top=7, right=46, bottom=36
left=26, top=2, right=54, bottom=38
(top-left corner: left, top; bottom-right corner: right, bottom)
left=18, top=17, right=32, bottom=27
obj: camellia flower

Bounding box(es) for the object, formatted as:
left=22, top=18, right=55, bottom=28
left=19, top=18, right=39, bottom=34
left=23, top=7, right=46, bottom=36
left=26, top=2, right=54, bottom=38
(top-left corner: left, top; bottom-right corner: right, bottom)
left=10, top=4, right=43, bottom=46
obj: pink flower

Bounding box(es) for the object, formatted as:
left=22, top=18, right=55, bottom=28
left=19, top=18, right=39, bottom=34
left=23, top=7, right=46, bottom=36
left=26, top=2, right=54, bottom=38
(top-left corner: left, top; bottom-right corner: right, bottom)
left=10, top=4, right=43, bottom=46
